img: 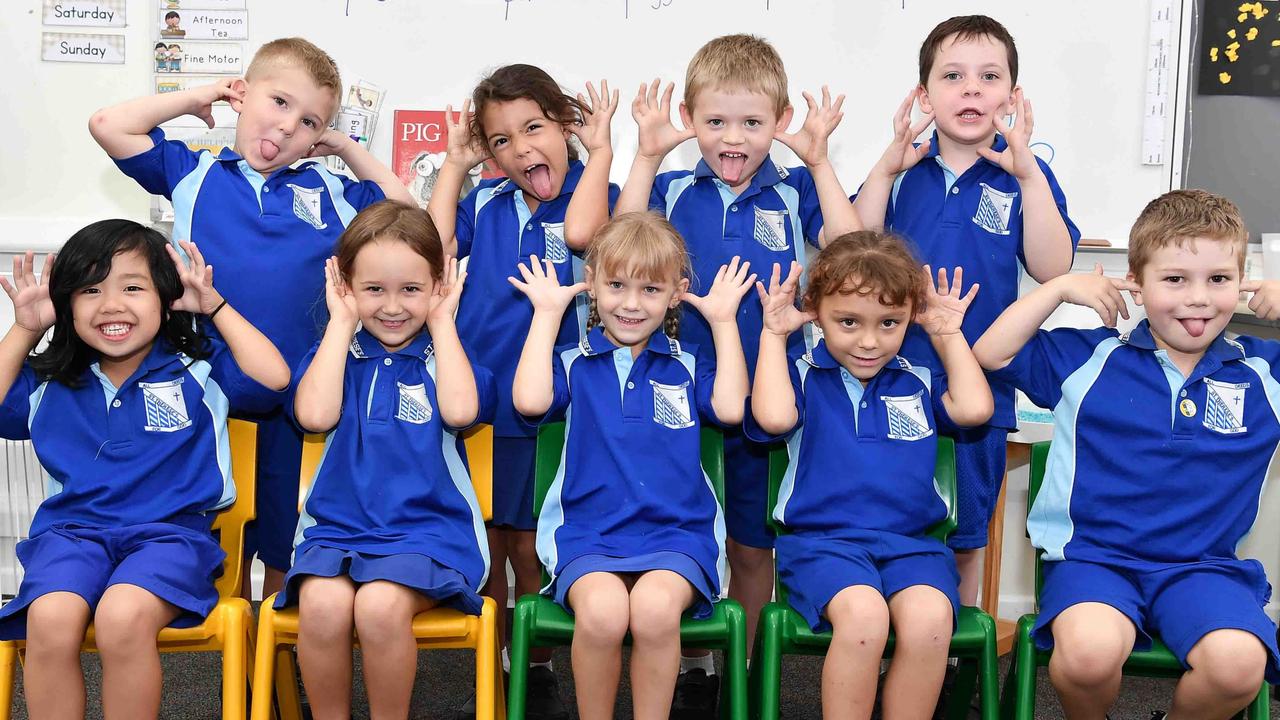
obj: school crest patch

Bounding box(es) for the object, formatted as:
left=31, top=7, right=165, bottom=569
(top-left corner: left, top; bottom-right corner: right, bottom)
left=972, top=183, right=1017, bottom=236
left=395, top=382, right=432, bottom=424
left=542, top=222, right=569, bottom=264
left=650, top=380, right=694, bottom=430
left=881, top=391, right=933, bottom=441
left=1203, top=379, right=1248, bottom=435
left=287, top=184, right=328, bottom=230
left=141, top=378, right=191, bottom=433
left=753, top=207, right=789, bottom=251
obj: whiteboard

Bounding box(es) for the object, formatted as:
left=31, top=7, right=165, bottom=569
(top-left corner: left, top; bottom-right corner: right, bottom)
left=0, top=0, right=1182, bottom=251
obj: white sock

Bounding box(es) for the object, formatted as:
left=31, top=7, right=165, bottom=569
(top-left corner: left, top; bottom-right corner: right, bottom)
left=502, top=646, right=511, bottom=674
left=679, top=653, right=716, bottom=675
left=530, top=659, right=553, bottom=670
left=947, top=657, right=959, bottom=667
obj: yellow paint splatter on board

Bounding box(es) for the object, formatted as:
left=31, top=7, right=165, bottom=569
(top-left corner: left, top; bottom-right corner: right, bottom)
left=1229, top=28, right=1238, bottom=38
left=1273, top=39, right=1280, bottom=46
left=1212, top=46, right=1220, bottom=60
left=1247, top=27, right=1259, bottom=40
left=1240, top=11, right=1249, bottom=21
left=1220, top=71, right=1233, bottom=84
left=1227, top=48, right=1240, bottom=61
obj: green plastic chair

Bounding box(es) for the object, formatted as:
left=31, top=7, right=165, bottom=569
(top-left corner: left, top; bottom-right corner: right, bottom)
left=507, top=422, right=749, bottom=720
left=1004, top=441, right=1270, bottom=719
left=749, top=435, right=1000, bottom=720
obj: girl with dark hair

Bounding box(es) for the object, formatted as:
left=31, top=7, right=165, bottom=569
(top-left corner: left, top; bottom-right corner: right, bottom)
left=0, top=220, right=288, bottom=719
left=425, top=65, right=622, bottom=717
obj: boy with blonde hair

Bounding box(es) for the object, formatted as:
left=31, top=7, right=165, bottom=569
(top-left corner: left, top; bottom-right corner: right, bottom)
left=91, top=37, right=413, bottom=599
left=613, top=33, right=860, bottom=716
left=974, top=189, right=1280, bottom=719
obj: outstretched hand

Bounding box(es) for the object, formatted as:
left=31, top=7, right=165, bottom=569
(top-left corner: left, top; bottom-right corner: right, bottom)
left=872, top=88, right=934, bottom=178
left=774, top=87, right=845, bottom=169
left=0, top=252, right=55, bottom=334
left=508, top=255, right=588, bottom=314
left=682, top=256, right=755, bottom=324
left=569, top=80, right=620, bottom=155
left=756, top=261, right=815, bottom=336
left=167, top=240, right=224, bottom=315
left=443, top=99, right=489, bottom=171
left=427, top=256, right=467, bottom=325
left=1056, top=263, right=1139, bottom=328
left=632, top=79, right=695, bottom=161
left=915, top=265, right=979, bottom=337
left=976, top=88, right=1039, bottom=181
left=323, top=256, right=359, bottom=330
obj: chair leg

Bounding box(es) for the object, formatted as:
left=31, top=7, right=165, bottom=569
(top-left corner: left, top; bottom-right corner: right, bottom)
left=475, top=598, right=497, bottom=720
left=221, top=600, right=248, bottom=720
left=723, top=602, right=749, bottom=720
left=979, top=615, right=1001, bottom=720
left=508, top=599, right=533, bottom=720
left=947, top=659, right=979, bottom=720
left=753, top=606, right=783, bottom=720
left=274, top=647, right=303, bottom=720
left=1013, top=616, right=1038, bottom=720
left=1248, top=681, right=1270, bottom=720
left=0, top=641, right=16, bottom=720
left=249, top=601, right=280, bottom=720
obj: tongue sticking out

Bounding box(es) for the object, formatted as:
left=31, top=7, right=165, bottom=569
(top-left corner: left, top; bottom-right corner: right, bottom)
left=1181, top=318, right=1207, bottom=337
left=526, top=165, right=553, bottom=199
left=720, top=154, right=747, bottom=184
left=260, top=139, right=280, bottom=162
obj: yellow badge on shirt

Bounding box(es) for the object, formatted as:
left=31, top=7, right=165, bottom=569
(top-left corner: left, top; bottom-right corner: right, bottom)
left=1179, top=398, right=1197, bottom=417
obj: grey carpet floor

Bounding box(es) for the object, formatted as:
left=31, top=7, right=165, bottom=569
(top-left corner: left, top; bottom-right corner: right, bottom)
left=6, top=648, right=1279, bottom=719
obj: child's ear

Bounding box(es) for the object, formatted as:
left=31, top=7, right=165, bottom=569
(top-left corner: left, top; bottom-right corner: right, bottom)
left=916, top=84, right=933, bottom=115
left=1127, top=271, right=1144, bottom=306
left=229, top=78, right=247, bottom=112
left=584, top=265, right=596, bottom=298
left=679, top=101, right=694, bottom=129
left=671, top=277, right=691, bottom=307
left=776, top=105, right=794, bottom=132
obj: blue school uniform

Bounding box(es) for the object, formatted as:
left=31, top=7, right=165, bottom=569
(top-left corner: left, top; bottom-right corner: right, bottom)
left=275, top=330, right=496, bottom=613
left=875, top=132, right=1081, bottom=549
left=744, top=340, right=960, bottom=632
left=454, top=161, right=619, bottom=529
left=0, top=338, right=281, bottom=638
left=114, top=126, right=387, bottom=570
left=990, top=321, right=1280, bottom=680
left=528, top=328, right=727, bottom=619
left=650, top=158, right=824, bottom=549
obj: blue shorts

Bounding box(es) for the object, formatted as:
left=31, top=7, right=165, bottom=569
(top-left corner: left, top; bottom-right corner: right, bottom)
left=948, top=426, right=1009, bottom=550
left=0, top=518, right=225, bottom=640
left=723, top=428, right=774, bottom=549
left=776, top=529, right=960, bottom=633
left=490, top=435, right=537, bottom=531
left=552, top=551, right=718, bottom=621
left=243, top=413, right=304, bottom=571
left=276, top=543, right=483, bottom=615
left=1033, top=558, right=1280, bottom=683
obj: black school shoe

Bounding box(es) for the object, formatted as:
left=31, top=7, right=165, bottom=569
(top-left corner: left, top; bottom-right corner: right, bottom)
left=526, top=665, right=570, bottom=720
left=931, top=663, right=957, bottom=720
left=670, top=668, right=720, bottom=719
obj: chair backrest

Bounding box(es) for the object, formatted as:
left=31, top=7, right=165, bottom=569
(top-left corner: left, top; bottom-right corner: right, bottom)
left=297, top=424, right=494, bottom=523
left=212, top=419, right=257, bottom=598
left=1027, top=440, right=1051, bottom=601
left=532, top=422, right=726, bottom=519
left=766, top=435, right=957, bottom=602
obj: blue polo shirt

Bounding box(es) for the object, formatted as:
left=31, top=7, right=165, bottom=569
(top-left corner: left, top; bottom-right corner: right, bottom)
left=991, top=321, right=1280, bottom=565
left=454, top=160, right=620, bottom=437
left=650, top=158, right=824, bottom=373
left=0, top=339, right=281, bottom=536
left=114, top=127, right=386, bottom=366
left=289, top=329, right=496, bottom=587
left=528, top=328, right=727, bottom=592
left=745, top=340, right=953, bottom=537
left=877, top=132, right=1080, bottom=429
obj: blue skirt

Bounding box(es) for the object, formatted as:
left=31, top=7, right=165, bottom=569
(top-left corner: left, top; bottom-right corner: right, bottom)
left=275, top=544, right=483, bottom=615
left=550, top=550, right=718, bottom=620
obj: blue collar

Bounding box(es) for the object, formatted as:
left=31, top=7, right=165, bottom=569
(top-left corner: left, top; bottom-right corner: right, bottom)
left=490, top=159, right=585, bottom=199
left=87, top=338, right=188, bottom=387
left=692, top=155, right=786, bottom=189
left=922, top=131, right=1008, bottom=163
left=1120, top=319, right=1244, bottom=364
left=802, top=339, right=915, bottom=375
left=580, top=326, right=681, bottom=358
left=348, top=328, right=434, bottom=361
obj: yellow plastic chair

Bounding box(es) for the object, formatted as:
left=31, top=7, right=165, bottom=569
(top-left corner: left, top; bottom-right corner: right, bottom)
left=0, top=418, right=260, bottom=720
left=250, top=424, right=505, bottom=720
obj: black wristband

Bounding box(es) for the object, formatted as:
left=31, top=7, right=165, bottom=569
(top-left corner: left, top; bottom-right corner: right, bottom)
left=209, top=299, right=228, bottom=319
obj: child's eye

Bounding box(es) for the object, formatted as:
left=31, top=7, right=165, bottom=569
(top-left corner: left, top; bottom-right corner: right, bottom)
left=125, top=284, right=146, bottom=292
left=1210, top=274, right=1231, bottom=284
left=881, top=319, right=900, bottom=329
left=403, top=285, right=421, bottom=293
left=840, top=318, right=856, bottom=328
left=274, top=97, right=286, bottom=107
left=644, top=286, right=660, bottom=294
left=80, top=287, right=100, bottom=296
left=365, top=285, right=382, bottom=293
left=982, top=72, right=1000, bottom=81
left=490, top=137, right=508, bottom=149
left=608, top=281, right=623, bottom=290
left=302, top=118, right=317, bottom=129
left=943, top=71, right=961, bottom=81
left=744, top=119, right=762, bottom=128
left=1164, top=275, right=1183, bottom=284
left=527, top=122, right=542, bottom=132
left=707, top=119, right=724, bottom=128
